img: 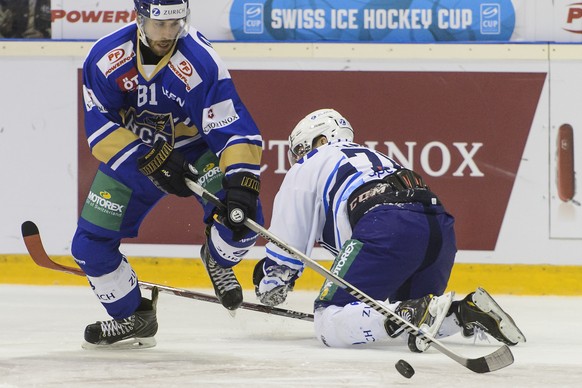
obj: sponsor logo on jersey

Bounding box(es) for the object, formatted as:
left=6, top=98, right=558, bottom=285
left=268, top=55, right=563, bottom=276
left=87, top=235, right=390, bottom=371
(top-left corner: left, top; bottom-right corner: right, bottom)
left=162, top=86, right=185, bottom=107
left=168, top=51, right=202, bottom=92
left=116, top=67, right=139, bottom=92
left=178, top=60, right=193, bottom=76
left=97, top=41, right=135, bottom=78
left=202, top=100, right=240, bottom=134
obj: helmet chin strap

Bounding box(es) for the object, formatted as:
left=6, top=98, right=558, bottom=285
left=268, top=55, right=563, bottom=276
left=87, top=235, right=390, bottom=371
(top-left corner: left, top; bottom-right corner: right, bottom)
left=137, top=18, right=151, bottom=47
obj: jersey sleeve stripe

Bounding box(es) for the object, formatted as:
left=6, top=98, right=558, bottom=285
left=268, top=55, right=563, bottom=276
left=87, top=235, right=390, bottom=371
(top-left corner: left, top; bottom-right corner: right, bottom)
left=322, top=159, right=343, bottom=212
left=92, top=128, right=139, bottom=164
left=87, top=121, right=116, bottom=147
left=111, top=143, right=143, bottom=171
left=174, top=122, right=199, bottom=138
left=265, top=247, right=304, bottom=268
left=219, top=143, right=262, bottom=175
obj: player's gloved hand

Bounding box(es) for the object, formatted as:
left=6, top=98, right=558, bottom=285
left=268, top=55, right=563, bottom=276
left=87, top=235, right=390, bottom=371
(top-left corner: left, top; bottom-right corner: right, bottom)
left=221, top=172, right=260, bottom=241
left=138, top=140, right=198, bottom=197
left=252, top=258, right=298, bottom=306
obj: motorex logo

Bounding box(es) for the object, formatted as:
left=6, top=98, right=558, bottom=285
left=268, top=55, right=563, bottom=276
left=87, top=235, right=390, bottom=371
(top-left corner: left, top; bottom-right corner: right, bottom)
left=80, top=171, right=131, bottom=232
left=244, top=3, right=263, bottom=34
left=481, top=4, right=501, bottom=34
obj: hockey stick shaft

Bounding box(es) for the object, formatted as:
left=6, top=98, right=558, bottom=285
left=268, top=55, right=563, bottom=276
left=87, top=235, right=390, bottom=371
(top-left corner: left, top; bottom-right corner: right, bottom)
left=186, top=178, right=514, bottom=373
left=20, top=221, right=313, bottom=322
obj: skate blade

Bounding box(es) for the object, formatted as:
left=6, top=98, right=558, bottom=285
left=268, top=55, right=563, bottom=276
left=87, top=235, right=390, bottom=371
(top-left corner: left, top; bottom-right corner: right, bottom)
left=414, top=291, right=455, bottom=352
left=473, top=287, right=526, bottom=344
left=82, top=336, right=156, bottom=350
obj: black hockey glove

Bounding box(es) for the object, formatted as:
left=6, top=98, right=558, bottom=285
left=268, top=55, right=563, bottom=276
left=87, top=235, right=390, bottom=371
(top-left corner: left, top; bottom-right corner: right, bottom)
left=138, top=140, right=198, bottom=197
left=221, top=172, right=260, bottom=241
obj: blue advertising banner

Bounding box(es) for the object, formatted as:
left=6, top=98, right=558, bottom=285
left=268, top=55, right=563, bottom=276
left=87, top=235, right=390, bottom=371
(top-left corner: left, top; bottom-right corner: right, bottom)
left=229, top=0, right=516, bottom=42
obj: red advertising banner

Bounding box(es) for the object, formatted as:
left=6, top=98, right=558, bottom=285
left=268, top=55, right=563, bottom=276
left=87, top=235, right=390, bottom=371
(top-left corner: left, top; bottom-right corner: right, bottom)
left=78, top=70, right=546, bottom=251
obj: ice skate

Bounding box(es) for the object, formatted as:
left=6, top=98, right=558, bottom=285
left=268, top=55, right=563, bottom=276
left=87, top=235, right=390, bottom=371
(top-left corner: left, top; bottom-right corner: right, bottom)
left=385, top=292, right=454, bottom=353
left=82, top=287, right=159, bottom=350
left=201, top=243, right=243, bottom=310
left=452, top=287, right=526, bottom=345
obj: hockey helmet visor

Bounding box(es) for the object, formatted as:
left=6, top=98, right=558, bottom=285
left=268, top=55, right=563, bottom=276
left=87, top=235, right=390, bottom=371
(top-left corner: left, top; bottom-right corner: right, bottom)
left=135, top=0, right=190, bottom=42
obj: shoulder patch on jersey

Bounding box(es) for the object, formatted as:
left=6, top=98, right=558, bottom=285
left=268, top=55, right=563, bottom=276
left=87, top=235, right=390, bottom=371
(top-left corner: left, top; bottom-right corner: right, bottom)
left=83, top=85, right=107, bottom=113
left=168, top=50, right=202, bottom=92
left=97, top=41, right=136, bottom=78
left=202, top=100, right=240, bottom=135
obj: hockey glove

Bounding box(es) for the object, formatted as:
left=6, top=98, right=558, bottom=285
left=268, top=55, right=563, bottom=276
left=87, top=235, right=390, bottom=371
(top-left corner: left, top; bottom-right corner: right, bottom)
left=222, top=172, right=260, bottom=241
left=252, top=258, right=298, bottom=306
left=138, top=140, right=198, bottom=197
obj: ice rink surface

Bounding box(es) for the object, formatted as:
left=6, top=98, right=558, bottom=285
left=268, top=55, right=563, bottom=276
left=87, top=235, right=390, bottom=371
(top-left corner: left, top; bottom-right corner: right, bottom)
left=1, top=285, right=581, bottom=388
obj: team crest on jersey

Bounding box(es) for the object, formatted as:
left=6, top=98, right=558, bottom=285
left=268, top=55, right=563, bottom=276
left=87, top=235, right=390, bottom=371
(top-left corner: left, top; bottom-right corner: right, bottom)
left=124, top=108, right=174, bottom=145
left=144, top=115, right=171, bottom=131
left=97, top=41, right=135, bottom=78
left=168, top=50, right=202, bottom=92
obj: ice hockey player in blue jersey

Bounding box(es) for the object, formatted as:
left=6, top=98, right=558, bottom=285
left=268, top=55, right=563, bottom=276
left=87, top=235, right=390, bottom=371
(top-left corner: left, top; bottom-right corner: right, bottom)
left=253, top=109, right=526, bottom=351
left=72, top=0, right=264, bottom=349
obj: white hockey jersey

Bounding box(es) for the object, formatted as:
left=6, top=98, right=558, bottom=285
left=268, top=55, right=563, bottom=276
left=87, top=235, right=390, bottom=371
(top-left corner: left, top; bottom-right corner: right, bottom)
left=266, top=139, right=402, bottom=270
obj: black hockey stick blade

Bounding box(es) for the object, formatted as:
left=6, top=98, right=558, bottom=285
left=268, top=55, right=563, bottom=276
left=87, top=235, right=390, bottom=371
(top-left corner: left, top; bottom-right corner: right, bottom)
left=184, top=178, right=515, bottom=374
left=464, top=344, right=514, bottom=373
left=21, top=221, right=314, bottom=322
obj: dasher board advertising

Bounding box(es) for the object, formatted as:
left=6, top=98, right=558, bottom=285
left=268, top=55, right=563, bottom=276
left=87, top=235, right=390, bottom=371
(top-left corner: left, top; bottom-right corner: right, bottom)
left=47, top=0, right=582, bottom=43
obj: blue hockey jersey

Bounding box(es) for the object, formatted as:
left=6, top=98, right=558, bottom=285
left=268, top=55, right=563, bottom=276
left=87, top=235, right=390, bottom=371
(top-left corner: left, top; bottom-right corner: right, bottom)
left=82, top=23, right=262, bottom=177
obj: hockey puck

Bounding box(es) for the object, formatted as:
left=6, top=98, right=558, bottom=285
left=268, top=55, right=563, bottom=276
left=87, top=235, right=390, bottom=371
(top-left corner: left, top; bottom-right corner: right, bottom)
left=395, top=359, right=415, bottom=379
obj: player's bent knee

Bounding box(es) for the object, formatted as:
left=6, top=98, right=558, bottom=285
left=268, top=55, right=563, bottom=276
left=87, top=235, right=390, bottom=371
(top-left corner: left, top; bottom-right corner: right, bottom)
left=314, top=302, right=393, bottom=348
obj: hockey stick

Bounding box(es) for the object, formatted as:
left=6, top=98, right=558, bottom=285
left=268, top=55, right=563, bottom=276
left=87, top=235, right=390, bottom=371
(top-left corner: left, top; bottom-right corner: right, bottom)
left=185, top=178, right=514, bottom=374
left=20, top=221, right=314, bottom=322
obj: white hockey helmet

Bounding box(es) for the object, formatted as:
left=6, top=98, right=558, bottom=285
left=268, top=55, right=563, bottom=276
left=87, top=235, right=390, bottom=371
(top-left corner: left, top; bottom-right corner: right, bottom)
left=288, top=109, right=354, bottom=165
left=134, top=0, right=190, bottom=45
